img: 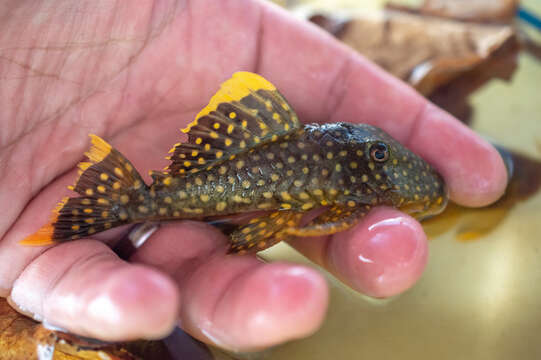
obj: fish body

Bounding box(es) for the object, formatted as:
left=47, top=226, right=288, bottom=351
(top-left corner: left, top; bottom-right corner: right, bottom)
left=22, top=72, right=448, bottom=253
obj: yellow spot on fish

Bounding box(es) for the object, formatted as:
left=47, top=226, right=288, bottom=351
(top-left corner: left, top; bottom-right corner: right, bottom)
left=164, top=196, right=172, bottom=204
left=210, top=131, right=219, bottom=139
left=100, top=173, right=109, bottom=181
left=225, top=138, right=233, bottom=147
left=302, top=203, right=314, bottom=210
left=178, top=191, right=188, bottom=199
left=138, top=205, right=148, bottom=213
left=72, top=225, right=80, bottom=231
left=347, top=200, right=356, bottom=207
left=326, top=152, right=333, bottom=160
left=216, top=151, right=223, bottom=159
left=216, top=201, right=227, bottom=211
left=98, top=198, right=109, bottom=205
left=242, top=180, right=251, bottom=189
left=101, top=211, right=109, bottom=218
left=114, top=167, right=123, bottom=177
left=236, top=160, right=245, bottom=169
left=271, top=174, right=279, bottom=181
left=120, top=195, right=129, bottom=204
left=281, top=192, right=292, bottom=201
left=361, top=175, right=368, bottom=182
left=287, top=156, right=295, bottom=164
left=85, top=189, right=94, bottom=196
left=163, top=177, right=172, bottom=186
left=292, top=190, right=309, bottom=201
left=281, top=203, right=292, bottom=209
left=216, top=185, right=225, bottom=193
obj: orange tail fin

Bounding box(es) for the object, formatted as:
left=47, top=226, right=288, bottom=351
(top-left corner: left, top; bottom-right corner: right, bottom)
left=20, top=135, right=149, bottom=246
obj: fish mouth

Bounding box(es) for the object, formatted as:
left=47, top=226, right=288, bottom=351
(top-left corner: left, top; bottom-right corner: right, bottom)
left=396, top=185, right=449, bottom=221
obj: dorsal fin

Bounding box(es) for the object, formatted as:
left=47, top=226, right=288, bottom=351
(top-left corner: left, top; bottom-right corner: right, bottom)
left=166, top=72, right=301, bottom=175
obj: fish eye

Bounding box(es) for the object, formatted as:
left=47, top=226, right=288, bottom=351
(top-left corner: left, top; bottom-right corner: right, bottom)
left=370, top=142, right=389, bottom=162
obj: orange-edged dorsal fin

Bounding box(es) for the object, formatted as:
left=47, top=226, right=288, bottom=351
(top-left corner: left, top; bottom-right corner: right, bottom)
left=165, top=72, right=301, bottom=175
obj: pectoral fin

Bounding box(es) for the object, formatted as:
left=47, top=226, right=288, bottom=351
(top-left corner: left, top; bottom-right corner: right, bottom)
left=228, top=211, right=303, bottom=254
left=285, top=205, right=370, bottom=237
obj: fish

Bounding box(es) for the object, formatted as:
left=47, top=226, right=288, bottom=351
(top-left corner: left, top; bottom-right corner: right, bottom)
left=20, top=72, right=448, bottom=254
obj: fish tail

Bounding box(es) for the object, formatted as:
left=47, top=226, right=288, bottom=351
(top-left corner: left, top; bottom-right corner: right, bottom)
left=20, top=135, right=149, bottom=246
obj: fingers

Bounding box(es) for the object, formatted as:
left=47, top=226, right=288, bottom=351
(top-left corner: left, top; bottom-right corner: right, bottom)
left=132, top=222, right=328, bottom=352
left=289, top=207, right=428, bottom=298
left=256, top=1, right=507, bottom=207
left=10, top=240, right=179, bottom=341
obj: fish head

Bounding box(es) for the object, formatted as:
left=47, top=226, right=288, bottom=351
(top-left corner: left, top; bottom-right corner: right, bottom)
left=339, top=123, right=449, bottom=220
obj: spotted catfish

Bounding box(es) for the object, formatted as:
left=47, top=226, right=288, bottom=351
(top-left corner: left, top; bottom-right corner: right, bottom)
left=21, top=72, right=448, bottom=253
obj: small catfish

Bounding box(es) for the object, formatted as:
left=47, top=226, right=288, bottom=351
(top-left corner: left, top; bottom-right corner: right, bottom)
left=21, top=72, right=448, bottom=253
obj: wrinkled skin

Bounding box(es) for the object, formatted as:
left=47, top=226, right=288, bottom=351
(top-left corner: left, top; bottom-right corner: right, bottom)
left=0, top=0, right=506, bottom=353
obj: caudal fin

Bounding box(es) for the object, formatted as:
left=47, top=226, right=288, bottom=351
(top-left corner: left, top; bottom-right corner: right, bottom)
left=20, top=135, right=149, bottom=246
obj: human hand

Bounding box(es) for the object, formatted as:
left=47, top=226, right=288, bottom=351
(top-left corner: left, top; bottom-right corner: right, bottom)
left=0, top=0, right=506, bottom=352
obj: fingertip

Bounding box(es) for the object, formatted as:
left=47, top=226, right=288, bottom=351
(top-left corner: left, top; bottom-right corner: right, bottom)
left=408, top=104, right=508, bottom=208
left=326, top=207, right=428, bottom=298
left=447, top=139, right=508, bottom=207
left=11, top=240, right=180, bottom=341
left=207, top=263, right=328, bottom=351
left=86, top=264, right=180, bottom=340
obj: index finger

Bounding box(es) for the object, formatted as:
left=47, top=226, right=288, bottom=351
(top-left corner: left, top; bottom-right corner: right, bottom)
left=255, top=2, right=507, bottom=207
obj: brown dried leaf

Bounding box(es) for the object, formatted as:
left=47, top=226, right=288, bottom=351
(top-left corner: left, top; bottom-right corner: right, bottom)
left=310, top=10, right=517, bottom=96
left=387, top=0, right=520, bottom=24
